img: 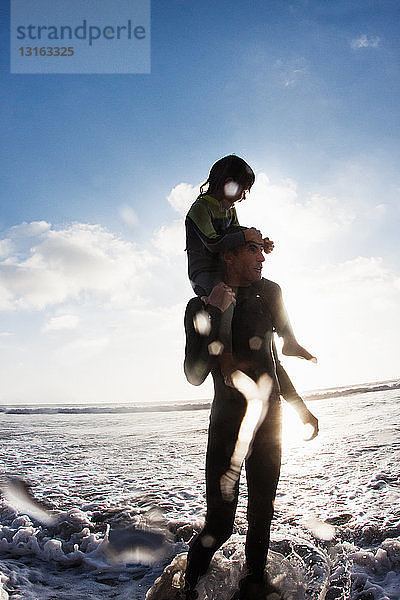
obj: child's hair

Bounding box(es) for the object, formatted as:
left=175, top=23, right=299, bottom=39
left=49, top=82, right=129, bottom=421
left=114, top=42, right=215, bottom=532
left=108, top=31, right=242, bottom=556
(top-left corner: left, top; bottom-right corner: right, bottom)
left=200, top=155, right=255, bottom=197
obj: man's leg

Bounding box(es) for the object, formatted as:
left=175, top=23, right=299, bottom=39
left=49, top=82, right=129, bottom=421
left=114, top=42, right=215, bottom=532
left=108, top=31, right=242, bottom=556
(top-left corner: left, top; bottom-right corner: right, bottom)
left=185, top=496, right=238, bottom=590
left=185, top=385, right=246, bottom=590
left=244, top=397, right=282, bottom=582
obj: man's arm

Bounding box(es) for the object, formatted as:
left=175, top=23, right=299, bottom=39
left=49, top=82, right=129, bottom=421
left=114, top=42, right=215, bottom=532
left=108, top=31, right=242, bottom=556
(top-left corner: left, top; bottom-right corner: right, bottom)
left=274, top=344, right=319, bottom=440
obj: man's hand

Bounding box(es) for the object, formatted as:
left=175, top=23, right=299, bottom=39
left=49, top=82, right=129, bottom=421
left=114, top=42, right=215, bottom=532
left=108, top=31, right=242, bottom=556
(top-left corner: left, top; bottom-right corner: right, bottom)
left=263, top=237, right=274, bottom=254
left=300, top=409, right=319, bottom=441
left=202, top=282, right=236, bottom=313
left=244, top=227, right=263, bottom=244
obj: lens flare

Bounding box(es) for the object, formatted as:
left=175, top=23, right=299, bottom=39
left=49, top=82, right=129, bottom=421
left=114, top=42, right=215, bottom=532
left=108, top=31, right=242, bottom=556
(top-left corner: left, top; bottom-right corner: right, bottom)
left=305, top=518, right=336, bottom=541
left=0, top=476, right=56, bottom=526
left=107, top=525, right=167, bottom=565
left=193, top=311, right=211, bottom=336
left=249, top=336, right=263, bottom=350
left=220, top=371, right=272, bottom=502
left=201, top=534, right=216, bottom=548
left=208, top=340, right=224, bottom=356
left=224, top=181, right=240, bottom=198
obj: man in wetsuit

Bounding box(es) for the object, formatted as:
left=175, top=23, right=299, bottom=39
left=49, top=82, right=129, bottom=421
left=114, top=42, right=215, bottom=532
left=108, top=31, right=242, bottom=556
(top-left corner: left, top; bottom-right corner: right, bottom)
left=182, top=230, right=319, bottom=600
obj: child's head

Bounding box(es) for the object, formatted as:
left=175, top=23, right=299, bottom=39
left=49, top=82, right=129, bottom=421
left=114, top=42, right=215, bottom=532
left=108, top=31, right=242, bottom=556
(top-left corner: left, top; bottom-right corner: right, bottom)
left=200, top=155, right=255, bottom=201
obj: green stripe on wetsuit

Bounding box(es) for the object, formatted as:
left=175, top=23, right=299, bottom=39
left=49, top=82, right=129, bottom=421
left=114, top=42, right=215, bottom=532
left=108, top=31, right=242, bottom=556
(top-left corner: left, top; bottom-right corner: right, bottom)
left=185, top=194, right=245, bottom=281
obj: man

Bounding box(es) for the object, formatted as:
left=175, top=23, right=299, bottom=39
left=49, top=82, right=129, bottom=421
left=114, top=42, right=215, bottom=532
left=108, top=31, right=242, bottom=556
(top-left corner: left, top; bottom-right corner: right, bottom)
left=182, top=230, right=318, bottom=600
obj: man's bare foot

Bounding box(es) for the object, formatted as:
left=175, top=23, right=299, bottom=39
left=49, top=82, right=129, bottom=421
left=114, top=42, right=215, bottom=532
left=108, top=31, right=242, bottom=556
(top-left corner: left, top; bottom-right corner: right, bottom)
left=282, top=340, right=317, bottom=363
left=172, top=590, right=198, bottom=600
left=234, top=575, right=282, bottom=600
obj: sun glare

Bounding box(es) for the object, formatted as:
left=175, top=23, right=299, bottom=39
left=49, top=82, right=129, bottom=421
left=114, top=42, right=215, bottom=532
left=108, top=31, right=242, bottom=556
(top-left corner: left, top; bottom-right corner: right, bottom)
left=281, top=403, right=313, bottom=447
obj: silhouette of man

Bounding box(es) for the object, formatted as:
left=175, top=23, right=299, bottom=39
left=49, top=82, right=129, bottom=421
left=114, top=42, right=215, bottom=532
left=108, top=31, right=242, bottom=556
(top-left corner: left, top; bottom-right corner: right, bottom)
left=182, top=229, right=318, bottom=600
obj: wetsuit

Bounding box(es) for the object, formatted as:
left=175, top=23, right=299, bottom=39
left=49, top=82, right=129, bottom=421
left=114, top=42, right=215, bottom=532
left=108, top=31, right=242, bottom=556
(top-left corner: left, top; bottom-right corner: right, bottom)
left=185, top=194, right=244, bottom=293
left=183, top=282, right=305, bottom=588
left=185, top=196, right=293, bottom=342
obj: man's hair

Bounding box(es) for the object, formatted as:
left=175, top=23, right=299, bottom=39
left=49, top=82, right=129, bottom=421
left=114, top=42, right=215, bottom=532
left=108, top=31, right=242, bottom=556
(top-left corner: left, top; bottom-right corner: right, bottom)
left=200, top=155, right=255, bottom=196
left=222, top=225, right=249, bottom=256
left=225, top=224, right=248, bottom=236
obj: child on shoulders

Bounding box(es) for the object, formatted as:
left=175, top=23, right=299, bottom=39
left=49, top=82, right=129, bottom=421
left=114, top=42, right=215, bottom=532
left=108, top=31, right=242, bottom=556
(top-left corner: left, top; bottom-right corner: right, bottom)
left=185, top=154, right=316, bottom=385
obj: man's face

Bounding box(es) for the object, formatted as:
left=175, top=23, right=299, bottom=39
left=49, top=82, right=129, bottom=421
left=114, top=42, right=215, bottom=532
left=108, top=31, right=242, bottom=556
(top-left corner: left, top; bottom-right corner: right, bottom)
left=230, top=241, right=265, bottom=286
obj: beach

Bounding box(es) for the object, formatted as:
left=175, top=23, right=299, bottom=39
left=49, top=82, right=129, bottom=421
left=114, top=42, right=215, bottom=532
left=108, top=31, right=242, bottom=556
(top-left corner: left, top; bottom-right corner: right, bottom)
left=0, top=380, right=399, bottom=599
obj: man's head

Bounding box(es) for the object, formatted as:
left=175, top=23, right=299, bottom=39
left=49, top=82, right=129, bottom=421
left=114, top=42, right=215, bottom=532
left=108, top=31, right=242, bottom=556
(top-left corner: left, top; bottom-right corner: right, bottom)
left=221, top=228, right=265, bottom=287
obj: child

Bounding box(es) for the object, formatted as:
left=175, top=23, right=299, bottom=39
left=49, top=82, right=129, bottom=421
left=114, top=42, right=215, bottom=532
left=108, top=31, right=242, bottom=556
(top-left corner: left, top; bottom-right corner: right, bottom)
left=185, top=154, right=316, bottom=385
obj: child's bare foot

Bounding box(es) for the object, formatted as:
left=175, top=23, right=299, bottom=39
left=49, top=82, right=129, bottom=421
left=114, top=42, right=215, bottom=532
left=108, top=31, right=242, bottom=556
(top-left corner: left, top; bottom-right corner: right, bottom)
left=282, top=340, right=317, bottom=363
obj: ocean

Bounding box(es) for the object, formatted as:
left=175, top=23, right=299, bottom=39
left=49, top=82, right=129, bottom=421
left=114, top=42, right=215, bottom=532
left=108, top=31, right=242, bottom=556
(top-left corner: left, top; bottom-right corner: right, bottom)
left=0, top=379, right=399, bottom=600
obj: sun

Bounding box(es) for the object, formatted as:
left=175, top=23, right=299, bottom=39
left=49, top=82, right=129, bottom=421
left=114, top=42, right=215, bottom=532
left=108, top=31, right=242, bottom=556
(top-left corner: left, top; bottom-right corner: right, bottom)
left=281, top=402, right=317, bottom=448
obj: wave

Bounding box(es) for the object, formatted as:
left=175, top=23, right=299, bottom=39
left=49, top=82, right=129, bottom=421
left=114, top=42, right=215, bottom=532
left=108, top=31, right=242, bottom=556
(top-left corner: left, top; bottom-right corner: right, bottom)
left=0, top=496, right=399, bottom=600
left=304, top=378, right=400, bottom=401
left=0, top=402, right=211, bottom=415
left=0, top=379, right=399, bottom=415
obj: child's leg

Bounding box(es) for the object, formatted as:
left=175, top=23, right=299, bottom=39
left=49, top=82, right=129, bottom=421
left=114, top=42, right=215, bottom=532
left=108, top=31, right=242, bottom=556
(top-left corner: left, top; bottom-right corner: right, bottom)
left=259, top=279, right=317, bottom=362
left=190, top=273, right=234, bottom=353
left=216, top=298, right=236, bottom=386
left=190, top=273, right=236, bottom=385
left=190, top=272, right=222, bottom=298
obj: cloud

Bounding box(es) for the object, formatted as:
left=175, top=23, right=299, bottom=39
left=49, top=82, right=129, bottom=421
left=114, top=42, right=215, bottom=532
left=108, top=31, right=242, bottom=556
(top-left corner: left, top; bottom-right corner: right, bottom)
left=351, top=35, right=381, bottom=49
left=56, top=335, right=110, bottom=362
left=119, top=204, right=139, bottom=228
left=167, top=183, right=198, bottom=215
left=159, top=172, right=399, bottom=391
left=0, top=217, right=192, bottom=402
left=1, top=166, right=399, bottom=404
left=148, top=183, right=198, bottom=258
left=0, top=239, right=13, bottom=258
left=236, top=173, right=355, bottom=261
left=0, top=298, right=196, bottom=404
left=159, top=174, right=349, bottom=264
left=0, top=222, right=158, bottom=311
left=44, top=314, right=79, bottom=332
left=273, top=58, right=309, bottom=88
left=152, top=220, right=186, bottom=257
left=232, top=171, right=399, bottom=389
left=273, top=253, right=400, bottom=389
left=8, top=221, right=51, bottom=237
left=0, top=221, right=51, bottom=262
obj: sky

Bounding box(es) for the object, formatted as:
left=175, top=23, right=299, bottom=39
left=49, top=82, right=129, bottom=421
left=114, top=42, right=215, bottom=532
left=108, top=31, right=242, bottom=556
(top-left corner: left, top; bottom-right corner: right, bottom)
left=0, top=0, right=399, bottom=405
